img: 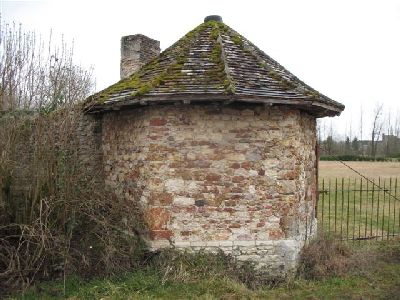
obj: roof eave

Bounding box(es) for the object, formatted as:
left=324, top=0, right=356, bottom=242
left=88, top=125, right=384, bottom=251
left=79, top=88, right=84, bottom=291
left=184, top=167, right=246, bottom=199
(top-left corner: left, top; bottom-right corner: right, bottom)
left=84, top=94, right=344, bottom=117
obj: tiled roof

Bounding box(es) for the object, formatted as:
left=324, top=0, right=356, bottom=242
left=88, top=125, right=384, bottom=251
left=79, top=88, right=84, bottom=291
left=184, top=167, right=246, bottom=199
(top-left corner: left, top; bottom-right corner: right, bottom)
left=85, top=19, right=344, bottom=117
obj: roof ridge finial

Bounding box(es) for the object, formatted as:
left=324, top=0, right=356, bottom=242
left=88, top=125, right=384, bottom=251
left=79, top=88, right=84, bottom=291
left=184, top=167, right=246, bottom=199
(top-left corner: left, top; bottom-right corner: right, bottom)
left=204, top=15, right=223, bottom=23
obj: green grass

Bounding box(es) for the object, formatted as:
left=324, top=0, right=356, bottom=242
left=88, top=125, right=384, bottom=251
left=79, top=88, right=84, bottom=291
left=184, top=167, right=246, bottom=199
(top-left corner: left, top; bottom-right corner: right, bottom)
left=318, top=177, right=400, bottom=240
left=10, top=240, right=400, bottom=300
left=12, top=266, right=400, bottom=300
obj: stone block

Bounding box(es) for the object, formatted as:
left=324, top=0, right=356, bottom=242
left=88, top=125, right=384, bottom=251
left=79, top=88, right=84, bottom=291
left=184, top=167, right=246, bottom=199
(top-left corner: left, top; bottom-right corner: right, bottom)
left=219, top=241, right=234, bottom=247
left=165, top=178, right=185, bottom=193
left=226, top=153, right=246, bottom=161
left=190, top=241, right=208, bottom=247
left=279, top=180, right=296, bottom=194
left=173, top=197, right=195, bottom=206
left=206, top=241, right=221, bottom=247
left=174, top=241, right=191, bottom=248
left=233, top=240, right=255, bottom=247
left=255, top=240, right=274, bottom=246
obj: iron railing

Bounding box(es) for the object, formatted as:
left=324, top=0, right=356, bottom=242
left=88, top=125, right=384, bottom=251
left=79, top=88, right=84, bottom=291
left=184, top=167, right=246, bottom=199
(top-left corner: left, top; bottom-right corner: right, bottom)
left=317, top=178, right=400, bottom=241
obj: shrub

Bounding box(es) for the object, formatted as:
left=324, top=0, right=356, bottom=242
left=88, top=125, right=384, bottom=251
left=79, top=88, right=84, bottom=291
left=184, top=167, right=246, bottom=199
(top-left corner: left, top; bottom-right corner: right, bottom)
left=0, top=110, right=145, bottom=296
left=297, top=235, right=352, bottom=279
left=377, top=238, right=400, bottom=263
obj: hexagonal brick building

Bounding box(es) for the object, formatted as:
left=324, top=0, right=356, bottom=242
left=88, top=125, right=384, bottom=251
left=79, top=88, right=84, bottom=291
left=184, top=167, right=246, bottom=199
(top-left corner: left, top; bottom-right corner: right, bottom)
left=85, top=15, right=344, bottom=277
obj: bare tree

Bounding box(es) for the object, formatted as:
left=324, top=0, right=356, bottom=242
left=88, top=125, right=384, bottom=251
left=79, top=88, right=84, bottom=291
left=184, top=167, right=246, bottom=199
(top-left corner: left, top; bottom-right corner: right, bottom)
left=395, top=110, right=400, bottom=138
left=370, top=103, right=384, bottom=158
left=0, top=21, right=93, bottom=112
left=359, top=105, right=364, bottom=141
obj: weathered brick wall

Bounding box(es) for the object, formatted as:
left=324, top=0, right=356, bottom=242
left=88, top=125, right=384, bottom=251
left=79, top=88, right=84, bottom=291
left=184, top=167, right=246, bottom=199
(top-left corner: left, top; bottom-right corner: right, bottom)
left=102, top=104, right=317, bottom=277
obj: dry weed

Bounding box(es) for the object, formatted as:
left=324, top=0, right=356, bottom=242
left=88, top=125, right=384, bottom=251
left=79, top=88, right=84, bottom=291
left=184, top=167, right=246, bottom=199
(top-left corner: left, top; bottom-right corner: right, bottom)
left=0, top=110, right=145, bottom=296
left=297, top=235, right=353, bottom=279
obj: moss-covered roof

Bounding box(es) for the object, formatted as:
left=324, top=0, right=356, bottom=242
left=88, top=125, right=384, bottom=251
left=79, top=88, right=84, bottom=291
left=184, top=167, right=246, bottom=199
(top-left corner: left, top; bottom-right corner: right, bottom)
left=85, top=19, right=344, bottom=117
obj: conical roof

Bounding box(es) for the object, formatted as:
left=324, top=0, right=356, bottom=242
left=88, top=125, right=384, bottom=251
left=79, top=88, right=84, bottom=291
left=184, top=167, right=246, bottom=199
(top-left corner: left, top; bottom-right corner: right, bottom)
left=85, top=17, right=344, bottom=117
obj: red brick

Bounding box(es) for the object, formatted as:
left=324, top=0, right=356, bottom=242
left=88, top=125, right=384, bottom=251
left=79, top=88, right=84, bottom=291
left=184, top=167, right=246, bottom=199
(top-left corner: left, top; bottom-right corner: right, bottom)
left=269, top=229, right=285, bottom=240
left=230, top=162, right=240, bottom=169
left=149, top=230, right=173, bottom=240
left=206, top=173, right=221, bottom=182
left=148, top=192, right=173, bottom=205
left=232, top=176, right=245, bottom=183
left=146, top=207, right=170, bottom=230
left=149, top=118, right=167, bottom=126
left=128, top=170, right=140, bottom=180
left=279, top=170, right=298, bottom=180
left=229, top=223, right=241, bottom=228
left=231, top=187, right=243, bottom=193
left=241, top=162, right=251, bottom=170
left=224, top=200, right=237, bottom=207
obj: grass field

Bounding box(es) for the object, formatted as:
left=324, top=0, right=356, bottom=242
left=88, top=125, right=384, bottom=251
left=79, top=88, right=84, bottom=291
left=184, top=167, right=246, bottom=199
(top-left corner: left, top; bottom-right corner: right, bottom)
left=318, top=161, right=400, bottom=240
left=319, top=161, right=400, bottom=179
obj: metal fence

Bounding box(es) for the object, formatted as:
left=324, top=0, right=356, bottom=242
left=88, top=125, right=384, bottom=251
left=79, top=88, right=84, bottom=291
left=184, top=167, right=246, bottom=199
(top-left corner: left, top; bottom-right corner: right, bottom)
left=317, top=178, right=400, bottom=241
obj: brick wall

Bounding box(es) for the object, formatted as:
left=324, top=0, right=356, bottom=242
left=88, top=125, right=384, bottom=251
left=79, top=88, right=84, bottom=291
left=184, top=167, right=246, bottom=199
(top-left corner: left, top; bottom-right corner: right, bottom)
left=102, top=103, right=317, bottom=277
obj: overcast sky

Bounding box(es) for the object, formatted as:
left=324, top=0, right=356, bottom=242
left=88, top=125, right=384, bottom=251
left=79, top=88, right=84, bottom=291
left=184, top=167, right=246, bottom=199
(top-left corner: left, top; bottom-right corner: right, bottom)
left=2, top=0, right=400, bottom=139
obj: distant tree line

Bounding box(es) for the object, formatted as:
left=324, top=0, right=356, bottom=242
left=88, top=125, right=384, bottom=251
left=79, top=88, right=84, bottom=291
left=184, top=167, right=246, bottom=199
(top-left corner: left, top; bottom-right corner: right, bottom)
left=318, top=103, right=400, bottom=161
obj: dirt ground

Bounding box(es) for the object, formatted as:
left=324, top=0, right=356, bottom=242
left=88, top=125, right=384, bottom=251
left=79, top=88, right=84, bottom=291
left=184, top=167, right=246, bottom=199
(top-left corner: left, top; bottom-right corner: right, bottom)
left=319, top=161, right=400, bottom=179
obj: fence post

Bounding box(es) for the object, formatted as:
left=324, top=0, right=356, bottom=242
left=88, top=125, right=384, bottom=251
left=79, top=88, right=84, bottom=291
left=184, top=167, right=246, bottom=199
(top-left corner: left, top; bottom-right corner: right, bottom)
left=359, top=178, right=363, bottom=241
left=347, top=178, right=350, bottom=240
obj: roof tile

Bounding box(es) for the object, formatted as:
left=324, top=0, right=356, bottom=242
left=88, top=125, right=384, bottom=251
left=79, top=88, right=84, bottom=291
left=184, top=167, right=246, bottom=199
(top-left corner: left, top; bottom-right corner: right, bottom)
left=85, top=20, right=344, bottom=117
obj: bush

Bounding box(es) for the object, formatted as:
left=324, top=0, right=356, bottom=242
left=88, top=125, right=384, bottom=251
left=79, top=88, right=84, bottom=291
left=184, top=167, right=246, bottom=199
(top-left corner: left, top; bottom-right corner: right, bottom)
left=0, top=110, right=145, bottom=296
left=297, top=235, right=353, bottom=279
left=377, top=238, right=400, bottom=263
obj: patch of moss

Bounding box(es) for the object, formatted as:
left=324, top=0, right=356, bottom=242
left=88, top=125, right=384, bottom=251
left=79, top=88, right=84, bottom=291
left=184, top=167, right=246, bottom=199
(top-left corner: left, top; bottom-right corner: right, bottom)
left=134, top=84, right=151, bottom=96
left=204, top=41, right=225, bottom=83
left=210, top=25, right=219, bottom=40
left=281, top=78, right=297, bottom=90
left=231, top=34, right=243, bottom=47
left=268, top=70, right=297, bottom=91
left=305, top=90, right=320, bottom=98
left=91, top=74, right=144, bottom=103
left=210, top=43, right=222, bottom=63
left=223, top=79, right=236, bottom=94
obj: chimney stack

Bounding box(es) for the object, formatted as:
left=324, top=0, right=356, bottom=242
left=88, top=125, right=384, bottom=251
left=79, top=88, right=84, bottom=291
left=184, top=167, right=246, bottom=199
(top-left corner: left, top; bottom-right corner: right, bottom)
left=120, top=34, right=160, bottom=79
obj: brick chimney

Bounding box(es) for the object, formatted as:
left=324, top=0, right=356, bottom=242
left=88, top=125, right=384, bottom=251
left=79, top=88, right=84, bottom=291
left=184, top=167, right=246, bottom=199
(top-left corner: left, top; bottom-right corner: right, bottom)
left=120, top=34, right=160, bottom=79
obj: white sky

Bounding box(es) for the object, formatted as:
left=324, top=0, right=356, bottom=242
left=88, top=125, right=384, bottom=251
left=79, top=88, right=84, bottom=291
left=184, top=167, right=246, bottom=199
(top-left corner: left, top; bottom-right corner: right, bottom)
left=1, top=0, right=400, bottom=139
